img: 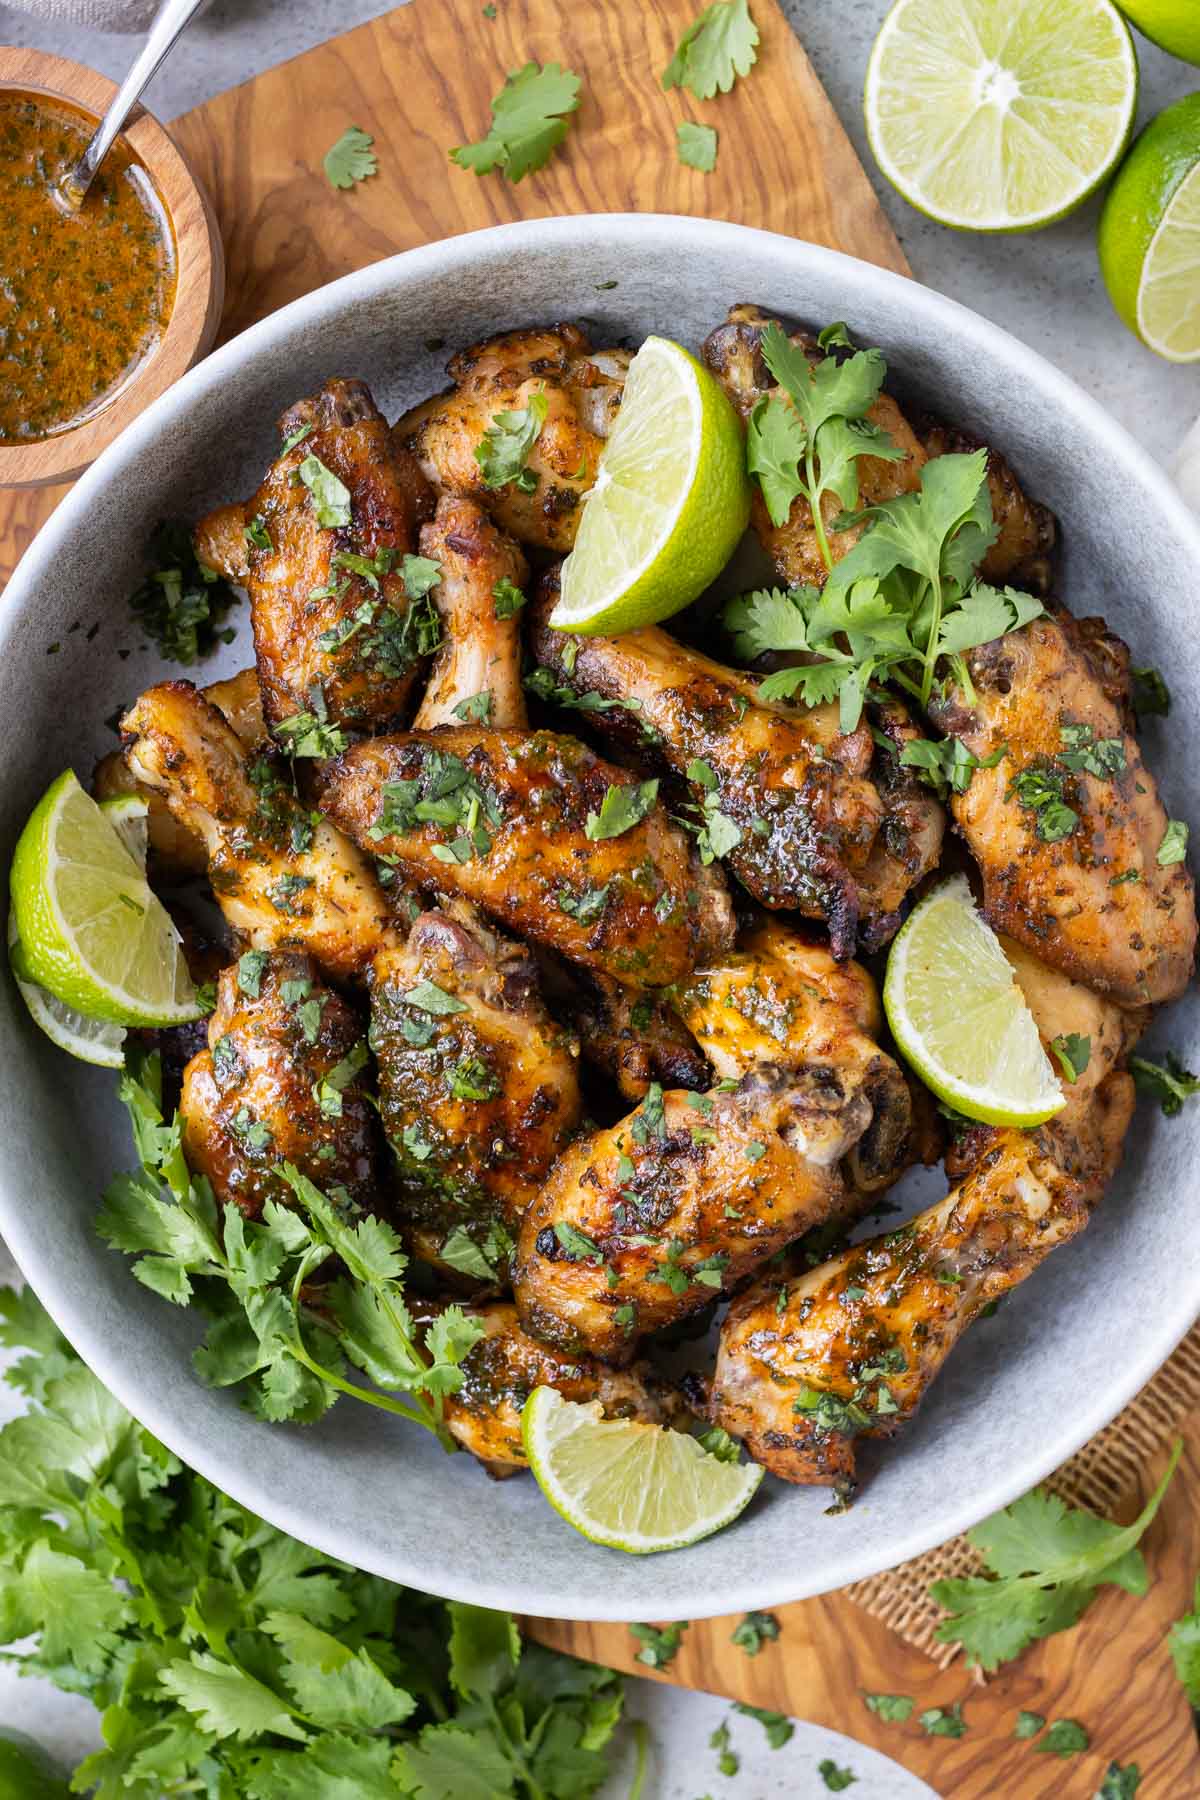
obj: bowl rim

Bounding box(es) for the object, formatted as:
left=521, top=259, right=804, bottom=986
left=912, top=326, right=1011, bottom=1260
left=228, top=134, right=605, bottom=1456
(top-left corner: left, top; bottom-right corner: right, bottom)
left=4, top=212, right=1200, bottom=1618
left=0, top=48, right=224, bottom=490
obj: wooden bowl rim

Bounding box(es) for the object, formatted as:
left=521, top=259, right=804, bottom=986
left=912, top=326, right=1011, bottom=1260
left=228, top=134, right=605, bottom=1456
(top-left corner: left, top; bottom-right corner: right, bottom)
left=0, top=48, right=224, bottom=489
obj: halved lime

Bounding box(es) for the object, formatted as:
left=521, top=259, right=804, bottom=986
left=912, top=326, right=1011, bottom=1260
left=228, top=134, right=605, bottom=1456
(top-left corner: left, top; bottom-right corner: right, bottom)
left=1116, top=0, right=1200, bottom=62
left=883, top=876, right=1064, bottom=1127
left=549, top=335, right=751, bottom=635
left=864, top=0, right=1139, bottom=232
left=1099, top=94, right=1200, bottom=363
left=522, top=1388, right=763, bottom=1554
left=9, top=771, right=198, bottom=1029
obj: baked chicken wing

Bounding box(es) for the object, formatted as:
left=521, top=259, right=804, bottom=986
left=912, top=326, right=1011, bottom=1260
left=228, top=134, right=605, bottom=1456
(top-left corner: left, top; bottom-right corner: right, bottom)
left=412, top=495, right=529, bottom=731
left=180, top=951, right=378, bottom=1221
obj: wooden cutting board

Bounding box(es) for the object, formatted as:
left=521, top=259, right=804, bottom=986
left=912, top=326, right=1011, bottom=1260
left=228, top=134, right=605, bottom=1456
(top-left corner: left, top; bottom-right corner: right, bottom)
left=1, top=1, right=1195, bottom=1791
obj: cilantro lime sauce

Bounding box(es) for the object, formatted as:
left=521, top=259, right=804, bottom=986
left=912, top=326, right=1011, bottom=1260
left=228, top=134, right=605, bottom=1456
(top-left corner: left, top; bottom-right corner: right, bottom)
left=0, top=92, right=176, bottom=444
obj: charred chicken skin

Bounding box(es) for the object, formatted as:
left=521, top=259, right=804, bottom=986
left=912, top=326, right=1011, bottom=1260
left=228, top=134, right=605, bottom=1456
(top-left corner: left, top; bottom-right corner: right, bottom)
left=930, top=608, right=1196, bottom=1006
left=370, top=907, right=581, bottom=1276
left=180, top=952, right=378, bottom=1222
left=195, top=378, right=435, bottom=734
left=393, top=326, right=629, bottom=552
left=512, top=1069, right=871, bottom=1362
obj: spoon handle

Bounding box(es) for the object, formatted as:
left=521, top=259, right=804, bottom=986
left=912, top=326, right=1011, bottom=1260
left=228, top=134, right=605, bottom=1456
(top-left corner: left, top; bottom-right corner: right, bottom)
left=61, top=0, right=207, bottom=206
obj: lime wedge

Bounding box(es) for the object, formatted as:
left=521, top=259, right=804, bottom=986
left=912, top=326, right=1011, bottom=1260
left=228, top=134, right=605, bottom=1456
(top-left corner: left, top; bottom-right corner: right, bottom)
left=883, top=876, right=1064, bottom=1127
left=521, top=1387, right=763, bottom=1554
left=9, top=771, right=198, bottom=1029
left=550, top=335, right=750, bottom=635
left=1099, top=93, right=1200, bottom=363
left=1115, top=0, right=1200, bottom=62
left=864, top=0, right=1138, bottom=232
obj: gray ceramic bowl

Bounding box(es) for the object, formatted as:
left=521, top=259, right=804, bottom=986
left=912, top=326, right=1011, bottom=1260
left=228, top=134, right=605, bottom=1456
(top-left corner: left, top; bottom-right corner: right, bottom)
left=1, top=216, right=1197, bottom=1621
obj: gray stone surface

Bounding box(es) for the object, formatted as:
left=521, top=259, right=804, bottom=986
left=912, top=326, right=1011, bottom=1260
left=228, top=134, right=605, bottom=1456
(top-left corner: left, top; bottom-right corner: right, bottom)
left=1, top=0, right=1197, bottom=460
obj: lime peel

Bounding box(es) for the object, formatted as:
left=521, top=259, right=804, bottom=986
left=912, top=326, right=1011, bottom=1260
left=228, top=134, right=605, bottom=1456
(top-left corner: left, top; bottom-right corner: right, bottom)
left=1099, top=93, right=1200, bottom=364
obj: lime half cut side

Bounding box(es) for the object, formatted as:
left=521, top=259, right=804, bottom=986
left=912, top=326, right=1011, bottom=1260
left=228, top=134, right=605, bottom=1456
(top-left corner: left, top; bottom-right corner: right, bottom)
left=549, top=335, right=751, bottom=635
left=884, top=875, right=1064, bottom=1127
left=9, top=770, right=198, bottom=1029
left=522, top=1388, right=763, bottom=1554
left=864, top=0, right=1138, bottom=232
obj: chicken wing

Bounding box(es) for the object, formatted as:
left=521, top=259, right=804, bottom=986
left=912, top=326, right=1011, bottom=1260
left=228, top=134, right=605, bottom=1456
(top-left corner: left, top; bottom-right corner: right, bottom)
left=121, top=681, right=400, bottom=982
left=393, top=327, right=628, bottom=552
left=930, top=607, right=1196, bottom=1006
left=426, top=1301, right=681, bottom=1477
left=708, top=1070, right=1134, bottom=1490
left=672, top=917, right=915, bottom=1196
left=572, top=976, right=709, bottom=1103
left=411, top=496, right=528, bottom=732
left=855, top=697, right=947, bottom=947
left=180, top=951, right=378, bottom=1221
left=318, top=726, right=734, bottom=989
left=512, top=1068, right=871, bottom=1361
left=370, top=907, right=581, bottom=1276
left=194, top=378, right=435, bottom=735
left=528, top=579, right=901, bottom=958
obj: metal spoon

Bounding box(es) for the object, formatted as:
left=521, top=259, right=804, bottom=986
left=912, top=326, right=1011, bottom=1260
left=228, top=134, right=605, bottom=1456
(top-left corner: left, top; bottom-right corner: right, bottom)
left=58, top=0, right=207, bottom=210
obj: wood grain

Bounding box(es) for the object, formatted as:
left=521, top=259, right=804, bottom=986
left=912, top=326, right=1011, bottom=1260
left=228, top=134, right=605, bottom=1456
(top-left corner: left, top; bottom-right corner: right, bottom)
left=2, top=4, right=1192, bottom=1789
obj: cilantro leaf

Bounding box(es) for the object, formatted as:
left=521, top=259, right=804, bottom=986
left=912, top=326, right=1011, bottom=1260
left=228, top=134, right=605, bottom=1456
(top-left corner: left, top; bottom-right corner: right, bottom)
left=662, top=0, right=759, bottom=100
left=730, top=1610, right=779, bottom=1655
left=298, top=454, right=352, bottom=529
left=584, top=778, right=659, bottom=841
left=676, top=120, right=718, bottom=172
left=475, top=393, right=548, bottom=492
left=1170, top=1577, right=1200, bottom=1705
left=323, top=125, right=377, bottom=190
left=819, top=1759, right=858, bottom=1791
left=1098, top=1764, right=1142, bottom=1800
left=1034, top=1718, right=1089, bottom=1757
left=629, top=1620, right=688, bottom=1668
left=1131, top=1051, right=1200, bottom=1117
left=863, top=1693, right=914, bottom=1722
left=1158, top=818, right=1189, bottom=866
left=160, top=1652, right=308, bottom=1742
left=733, top=1702, right=794, bottom=1749
left=1050, top=1033, right=1091, bottom=1083
left=127, top=520, right=240, bottom=666
left=451, top=62, right=581, bottom=183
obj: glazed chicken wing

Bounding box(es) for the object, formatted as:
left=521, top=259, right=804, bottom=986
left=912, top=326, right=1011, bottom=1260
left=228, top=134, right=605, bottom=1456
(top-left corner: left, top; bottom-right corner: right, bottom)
left=571, top=976, right=709, bottom=1103
left=673, top=917, right=916, bottom=1196
left=709, top=1070, right=1134, bottom=1490
left=121, top=681, right=400, bottom=982
left=513, top=1069, right=871, bottom=1361
left=180, top=952, right=378, bottom=1221
left=194, top=378, right=435, bottom=735
left=393, top=326, right=628, bottom=552
left=318, top=726, right=733, bottom=989
left=930, top=607, right=1196, bottom=1005
left=412, top=495, right=529, bottom=731
left=370, top=907, right=581, bottom=1276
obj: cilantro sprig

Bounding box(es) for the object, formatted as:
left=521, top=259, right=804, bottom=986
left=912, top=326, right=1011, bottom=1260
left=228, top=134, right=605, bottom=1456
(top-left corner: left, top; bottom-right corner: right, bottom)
left=475, top=392, right=548, bottom=492
left=930, top=1442, right=1180, bottom=1671
left=96, top=1049, right=484, bottom=1447
left=452, top=62, right=581, bottom=183
left=0, top=1286, right=627, bottom=1798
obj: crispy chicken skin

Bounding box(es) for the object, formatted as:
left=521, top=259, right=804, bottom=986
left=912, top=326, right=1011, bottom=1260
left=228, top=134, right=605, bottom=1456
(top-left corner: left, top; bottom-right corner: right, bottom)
left=856, top=697, right=947, bottom=947
left=370, top=908, right=581, bottom=1274
left=193, top=501, right=251, bottom=585
left=528, top=578, right=897, bottom=959
left=412, top=496, right=529, bottom=731
left=180, top=952, right=378, bottom=1221
left=121, top=681, right=399, bottom=982
left=318, top=727, right=734, bottom=989
left=393, top=326, right=627, bottom=552
left=930, top=608, right=1196, bottom=1006
left=512, top=1068, right=871, bottom=1362
left=673, top=917, right=914, bottom=1196
left=709, top=1071, right=1134, bottom=1488
left=430, top=1302, right=681, bottom=1477
left=195, top=378, right=435, bottom=734
left=573, top=976, right=709, bottom=1103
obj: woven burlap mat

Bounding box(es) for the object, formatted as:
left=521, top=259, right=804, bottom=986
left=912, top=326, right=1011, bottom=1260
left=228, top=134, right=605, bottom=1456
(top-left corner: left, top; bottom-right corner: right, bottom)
left=846, top=1320, right=1200, bottom=1668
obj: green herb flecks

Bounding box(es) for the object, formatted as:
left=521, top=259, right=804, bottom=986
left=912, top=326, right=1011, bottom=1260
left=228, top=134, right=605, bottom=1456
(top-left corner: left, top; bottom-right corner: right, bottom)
left=474, top=391, right=549, bottom=492
left=127, top=521, right=240, bottom=666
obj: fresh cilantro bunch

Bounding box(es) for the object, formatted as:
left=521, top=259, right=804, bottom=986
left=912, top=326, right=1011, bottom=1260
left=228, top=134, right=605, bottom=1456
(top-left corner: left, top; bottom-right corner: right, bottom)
left=726, top=446, right=1043, bottom=732
left=96, top=1048, right=484, bottom=1446
left=930, top=1442, right=1180, bottom=1671
left=451, top=63, right=581, bottom=184
left=127, top=521, right=240, bottom=666
left=0, top=1286, right=627, bottom=1799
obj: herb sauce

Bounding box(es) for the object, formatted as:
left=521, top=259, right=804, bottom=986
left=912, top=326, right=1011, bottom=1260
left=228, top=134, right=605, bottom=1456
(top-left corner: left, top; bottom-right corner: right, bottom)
left=0, top=92, right=176, bottom=443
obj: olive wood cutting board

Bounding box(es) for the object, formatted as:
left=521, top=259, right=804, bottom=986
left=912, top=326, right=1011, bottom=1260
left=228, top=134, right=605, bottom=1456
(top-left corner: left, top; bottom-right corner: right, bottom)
left=0, top=0, right=1196, bottom=1791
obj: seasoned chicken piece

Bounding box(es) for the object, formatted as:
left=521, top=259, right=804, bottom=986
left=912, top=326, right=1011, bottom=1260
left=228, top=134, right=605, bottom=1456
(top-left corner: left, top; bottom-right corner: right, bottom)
left=319, top=727, right=734, bottom=989
left=194, top=378, right=435, bottom=735
left=193, top=501, right=251, bottom=586
left=180, top=952, right=378, bottom=1221
left=573, top=975, right=709, bottom=1103
left=930, top=608, right=1196, bottom=1006
left=855, top=697, right=947, bottom=947
left=121, top=681, right=399, bottom=982
left=393, top=326, right=628, bottom=552
left=673, top=917, right=914, bottom=1196
left=428, top=1301, right=681, bottom=1477
left=529, top=578, right=892, bottom=958
left=709, top=1070, right=1134, bottom=1490
left=412, top=496, right=529, bottom=731
left=95, top=667, right=267, bottom=879
left=512, top=1069, right=871, bottom=1361
left=370, top=908, right=581, bottom=1276
left=703, top=304, right=1054, bottom=591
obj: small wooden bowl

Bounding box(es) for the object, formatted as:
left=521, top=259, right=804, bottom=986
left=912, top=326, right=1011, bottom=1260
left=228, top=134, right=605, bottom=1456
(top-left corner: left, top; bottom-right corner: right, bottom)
left=0, top=49, right=224, bottom=489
